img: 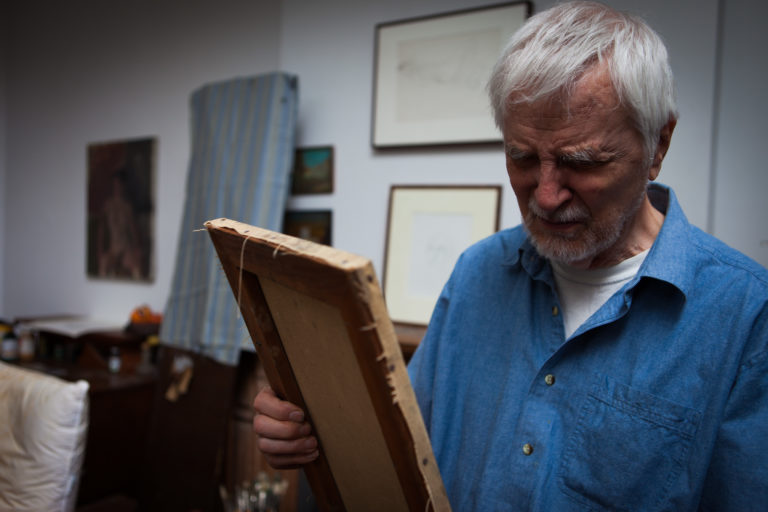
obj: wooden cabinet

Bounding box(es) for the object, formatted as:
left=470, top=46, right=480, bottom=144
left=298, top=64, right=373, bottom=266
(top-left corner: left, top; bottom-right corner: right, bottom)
left=77, top=370, right=157, bottom=505
left=17, top=361, right=157, bottom=506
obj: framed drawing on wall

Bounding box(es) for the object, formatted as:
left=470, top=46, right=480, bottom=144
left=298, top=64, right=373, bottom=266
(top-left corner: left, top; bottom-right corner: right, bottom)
left=372, top=1, right=531, bottom=148
left=86, top=137, right=156, bottom=282
left=383, top=185, right=502, bottom=325
left=205, top=218, right=451, bottom=511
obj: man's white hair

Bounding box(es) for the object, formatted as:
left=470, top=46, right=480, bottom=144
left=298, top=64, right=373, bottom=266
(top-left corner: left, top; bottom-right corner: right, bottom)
left=488, top=1, right=678, bottom=160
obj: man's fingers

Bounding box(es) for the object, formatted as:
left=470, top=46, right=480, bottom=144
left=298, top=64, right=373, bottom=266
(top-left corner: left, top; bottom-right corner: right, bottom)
left=257, top=434, right=318, bottom=455
left=253, top=411, right=312, bottom=440
left=253, top=387, right=305, bottom=422
left=263, top=450, right=320, bottom=470
left=252, top=386, right=319, bottom=469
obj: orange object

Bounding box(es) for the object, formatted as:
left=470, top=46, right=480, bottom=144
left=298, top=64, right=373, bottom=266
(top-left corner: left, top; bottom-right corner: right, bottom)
left=129, top=305, right=162, bottom=325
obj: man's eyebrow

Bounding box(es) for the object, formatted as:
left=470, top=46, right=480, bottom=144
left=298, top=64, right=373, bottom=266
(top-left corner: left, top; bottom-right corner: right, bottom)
left=558, top=147, right=619, bottom=164
left=559, top=148, right=600, bottom=161
left=505, top=145, right=532, bottom=159
left=504, top=145, right=623, bottom=164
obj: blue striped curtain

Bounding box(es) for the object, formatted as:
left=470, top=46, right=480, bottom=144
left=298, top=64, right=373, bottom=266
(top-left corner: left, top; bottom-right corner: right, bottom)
left=160, top=73, right=298, bottom=365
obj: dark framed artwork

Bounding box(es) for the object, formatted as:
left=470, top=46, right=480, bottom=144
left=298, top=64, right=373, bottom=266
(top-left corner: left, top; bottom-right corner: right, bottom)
left=291, top=146, right=334, bottom=195
left=383, top=185, right=501, bottom=325
left=283, top=210, right=332, bottom=246
left=372, top=1, right=531, bottom=148
left=86, top=137, right=156, bottom=282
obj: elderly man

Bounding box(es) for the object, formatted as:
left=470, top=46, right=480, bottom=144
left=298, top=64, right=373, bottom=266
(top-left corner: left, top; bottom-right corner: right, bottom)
left=252, top=2, right=768, bottom=509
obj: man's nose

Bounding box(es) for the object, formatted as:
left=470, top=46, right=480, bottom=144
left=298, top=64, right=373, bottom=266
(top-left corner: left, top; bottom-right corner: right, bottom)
left=534, top=165, right=571, bottom=212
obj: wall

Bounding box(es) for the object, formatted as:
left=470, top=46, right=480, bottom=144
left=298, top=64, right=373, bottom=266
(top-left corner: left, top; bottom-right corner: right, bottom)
left=0, top=0, right=764, bottom=322
left=278, top=0, right=721, bottom=273
left=711, top=0, right=768, bottom=264
left=280, top=0, right=518, bottom=278
left=2, top=0, right=281, bottom=320
left=0, top=3, right=7, bottom=317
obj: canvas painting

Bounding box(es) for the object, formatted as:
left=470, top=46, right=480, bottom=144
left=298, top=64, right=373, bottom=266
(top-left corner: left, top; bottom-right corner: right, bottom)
left=283, top=210, right=332, bottom=246
left=291, top=146, right=334, bottom=195
left=86, top=137, right=156, bottom=282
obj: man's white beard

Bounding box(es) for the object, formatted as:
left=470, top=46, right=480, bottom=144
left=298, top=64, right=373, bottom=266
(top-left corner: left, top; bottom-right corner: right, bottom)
left=523, top=189, right=646, bottom=265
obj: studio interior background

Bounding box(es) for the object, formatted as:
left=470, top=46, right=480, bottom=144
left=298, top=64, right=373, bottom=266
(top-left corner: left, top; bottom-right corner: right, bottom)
left=1, top=0, right=766, bottom=323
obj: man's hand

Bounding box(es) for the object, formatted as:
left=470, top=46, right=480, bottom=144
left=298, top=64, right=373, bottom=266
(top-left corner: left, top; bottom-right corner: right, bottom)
left=252, top=387, right=319, bottom=469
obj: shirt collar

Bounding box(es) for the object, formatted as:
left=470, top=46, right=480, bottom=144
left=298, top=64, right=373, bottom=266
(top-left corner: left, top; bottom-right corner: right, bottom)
left=638, top=183, right=693, bottom=298
left=506, top=183, right=693, bottom=299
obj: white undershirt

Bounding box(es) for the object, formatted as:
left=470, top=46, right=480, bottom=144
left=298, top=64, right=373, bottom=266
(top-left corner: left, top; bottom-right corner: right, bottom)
left=551, top=249, right=649, bottom=339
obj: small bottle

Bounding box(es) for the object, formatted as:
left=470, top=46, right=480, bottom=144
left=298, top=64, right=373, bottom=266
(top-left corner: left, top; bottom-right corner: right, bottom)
left=18, top=329, right=35, bottom=362
left=0, top=332, right=18, bottom=361
left=108, top=346, right=122, bottom=373
left=136, top=342, right=153, bottom=374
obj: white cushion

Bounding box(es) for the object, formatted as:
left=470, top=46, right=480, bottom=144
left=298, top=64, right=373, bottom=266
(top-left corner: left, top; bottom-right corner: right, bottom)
left=0, top=361, right=89, bottom=512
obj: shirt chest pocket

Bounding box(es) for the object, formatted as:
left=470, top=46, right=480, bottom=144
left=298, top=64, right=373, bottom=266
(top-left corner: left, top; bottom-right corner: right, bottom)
left=558, top=377, right=701, bottom=512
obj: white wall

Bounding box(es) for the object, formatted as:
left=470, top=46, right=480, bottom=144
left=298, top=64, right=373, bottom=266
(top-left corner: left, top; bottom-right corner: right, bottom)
left=280, top=0, right=523, bottom=275
left=279, top=0, right=721, bottom=276
left=0, top=5, right=7, bottom=318
left=711, top=0, right=768, bottom=265
left=0, top=0, right=764, bottom=321
left=2, top=0, right=281, bottom=321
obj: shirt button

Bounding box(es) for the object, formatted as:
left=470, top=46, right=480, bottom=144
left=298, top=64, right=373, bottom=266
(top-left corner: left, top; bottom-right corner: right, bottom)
left=552, top=305, right=559, bottom=316
left=544, top=374, right=556, bottom=386
left=522, top=443, right=534, bottom=456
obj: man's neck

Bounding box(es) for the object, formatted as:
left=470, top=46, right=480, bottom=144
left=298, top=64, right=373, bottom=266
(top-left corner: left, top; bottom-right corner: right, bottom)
left=570, top=195, right=664, bottom=270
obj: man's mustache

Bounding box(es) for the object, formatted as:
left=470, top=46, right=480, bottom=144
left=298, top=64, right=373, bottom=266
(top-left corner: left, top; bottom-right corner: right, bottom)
left=526, top=198, right=589, bottom=224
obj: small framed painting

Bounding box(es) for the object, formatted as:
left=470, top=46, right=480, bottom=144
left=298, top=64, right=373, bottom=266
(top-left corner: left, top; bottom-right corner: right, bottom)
left=283, top=210, right=333, bottom=246
left=383, top=185, right=501, bottom=325
left=291, top=146, right=334, bottom=195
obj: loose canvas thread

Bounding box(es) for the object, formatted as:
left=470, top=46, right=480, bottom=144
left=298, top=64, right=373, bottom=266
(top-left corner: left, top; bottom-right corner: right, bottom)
left=237, top=233, right=255, bottom=317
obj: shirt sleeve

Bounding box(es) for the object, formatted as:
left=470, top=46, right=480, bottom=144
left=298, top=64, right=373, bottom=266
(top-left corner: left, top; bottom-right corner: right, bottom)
left=699, top=308, right=768, bottom=510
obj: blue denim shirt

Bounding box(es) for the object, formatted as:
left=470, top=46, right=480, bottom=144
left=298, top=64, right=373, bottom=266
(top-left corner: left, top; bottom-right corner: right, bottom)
left=408, top=185, right=768, bottom=511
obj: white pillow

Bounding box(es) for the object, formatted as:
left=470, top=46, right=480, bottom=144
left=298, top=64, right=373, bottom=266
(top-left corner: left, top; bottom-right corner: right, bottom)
left=0, top=361, right=89, bottom=512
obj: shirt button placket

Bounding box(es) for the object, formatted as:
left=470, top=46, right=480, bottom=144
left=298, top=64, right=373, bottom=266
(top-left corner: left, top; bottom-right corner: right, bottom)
left=522, top=373, right=554, bottom=460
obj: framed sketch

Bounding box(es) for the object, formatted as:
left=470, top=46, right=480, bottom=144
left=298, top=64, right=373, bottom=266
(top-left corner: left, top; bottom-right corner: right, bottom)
left=283, top=210, right=332, bottom=245
left=383, top=185, right=501, bottom=325
left=86, top=137, right=156, bottom=282
left=205, top=218, right=451, bottom=511
left=291, top=146, right=334, bottom=195
left=372, top=2, right=531, bottom=148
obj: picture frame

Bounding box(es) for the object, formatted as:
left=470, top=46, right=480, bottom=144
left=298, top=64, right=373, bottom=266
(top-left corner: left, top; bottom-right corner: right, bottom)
left=86, top=136, right=156, bottom=282
left=205, top=219, right=451, bottom=511
left=383, top=185, right=501, bottom=325
left=372, top=2, right=531, bottom=148
left=291, top=146, right=334, bottom=195
left=283, top=210, right=332, bottom=246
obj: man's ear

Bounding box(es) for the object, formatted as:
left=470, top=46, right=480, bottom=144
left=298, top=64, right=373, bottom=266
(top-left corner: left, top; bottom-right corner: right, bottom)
left=649, top=119, right=676, bottom=181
